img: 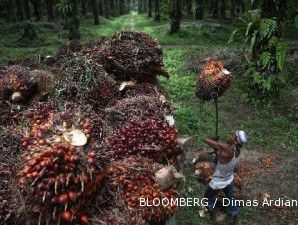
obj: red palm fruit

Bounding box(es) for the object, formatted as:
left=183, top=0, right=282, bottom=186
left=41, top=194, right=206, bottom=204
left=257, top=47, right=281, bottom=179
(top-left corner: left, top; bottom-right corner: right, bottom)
left=59, top=194, right=68, bottom=203
left=61, top=211, right=72, bottom=221
left=68, top=191, right=76, bottom=202
left=80, top=215, right=89, bottom=224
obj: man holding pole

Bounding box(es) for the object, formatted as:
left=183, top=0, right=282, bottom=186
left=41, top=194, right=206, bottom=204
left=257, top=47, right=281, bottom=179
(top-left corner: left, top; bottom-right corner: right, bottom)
left=203, top=131, right=248, bottom=225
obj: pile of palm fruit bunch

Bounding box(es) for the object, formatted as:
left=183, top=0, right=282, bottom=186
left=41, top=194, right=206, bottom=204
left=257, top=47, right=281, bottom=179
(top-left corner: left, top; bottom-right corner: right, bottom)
left=196, top=60, right=233, bottom=101
left=0, top=30, right=183, bottom=225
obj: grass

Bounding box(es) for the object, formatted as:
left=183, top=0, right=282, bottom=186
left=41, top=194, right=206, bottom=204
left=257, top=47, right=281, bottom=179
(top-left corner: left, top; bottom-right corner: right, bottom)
left=0, top=12, right=297, bottom=225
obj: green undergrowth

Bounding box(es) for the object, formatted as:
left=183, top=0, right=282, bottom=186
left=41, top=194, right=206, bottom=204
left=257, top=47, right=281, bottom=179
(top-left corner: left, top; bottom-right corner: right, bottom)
left=132, top=14, right=233, bottom=46
left=0, top=15, right=134, bottom=64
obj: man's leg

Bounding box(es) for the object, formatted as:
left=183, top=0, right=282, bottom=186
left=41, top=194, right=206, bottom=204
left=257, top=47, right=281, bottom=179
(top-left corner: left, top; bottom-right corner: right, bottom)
left=223, top=181, right=240, bottom=224
left=204, top=185, right=219, bottom=213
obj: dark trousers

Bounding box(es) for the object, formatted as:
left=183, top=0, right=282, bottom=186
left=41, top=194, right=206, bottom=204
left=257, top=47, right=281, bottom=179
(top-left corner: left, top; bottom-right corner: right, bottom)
left=204, top=181, right=239, bottom=216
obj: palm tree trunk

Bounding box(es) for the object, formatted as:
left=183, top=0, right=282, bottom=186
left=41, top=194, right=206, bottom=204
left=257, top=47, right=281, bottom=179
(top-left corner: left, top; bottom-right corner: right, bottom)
left=170, top=0, right=182, bottom=34
left=185, top=0, right=193, bottom=16
left=220, top=0, right=226, bottom=19
left=45, top=0, right=54, bottom=21
left=23, top=0, right=31, bottom=19
left=69, top=0, right=80, bottom=40
left=148, top=0, right=152, bottom=17
left=195, top=0, right=204, bottom=20
left=81, top=0, right=87, bottom=16
left=16, top=0, right=24, bottom=21
left=91, top=0, right=99, bottom=25
left=30, top=0, right=41, bottom=21
left=212, top=0, right=219, bottom=19
left=119, top=0, right=124, bottom=15
left=154, top=0, right=160, bottom=21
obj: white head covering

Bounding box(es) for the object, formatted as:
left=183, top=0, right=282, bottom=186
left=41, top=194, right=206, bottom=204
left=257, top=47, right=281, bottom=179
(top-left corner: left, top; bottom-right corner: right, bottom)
left=235, top=131, right=248, bottom=144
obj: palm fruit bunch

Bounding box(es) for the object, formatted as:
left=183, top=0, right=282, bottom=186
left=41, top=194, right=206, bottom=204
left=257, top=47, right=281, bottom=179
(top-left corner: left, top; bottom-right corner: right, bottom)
left=0, top=127, right=22, bottom=160
left=194, top=161, right=215, bottom=183
left=56, top=40, right=82, bottom=61
left=101, top=95, right=172, bottom=129
left=97, top=31, right=168, bottom=83
left=105, top=117, right=178, bottom=162
left=107, top=156, right=178, bottom=224
left=22, top=103, right=109, bottom=154
left=119, top=81, right=166, bottom=98
left=0, top=162, right=14, bottom=224
left=18, top=103, right=107, bottom=224
left=83, top=74, right=119, bottom=109
left=97, top=208, right=150, bottom=225
left=18, top=146, right=105, bottom=225
left=0, top=114, right=24, bottom=225
left=29, top=69, right=54, bottom=102
left=113, top=31, right=162, bottom=56
left=8, top=58, right=41, bottom=70
left=54, top=53, right=119, bottom=109
left=80, top=38, right=109, bottom=56
left=0, top=65, right=38, bottom=103
left=0, top=103, right=25, bottom=127
left=196, top=61, right=232, bottom=101
left=0, top=128, right=22, bottom=225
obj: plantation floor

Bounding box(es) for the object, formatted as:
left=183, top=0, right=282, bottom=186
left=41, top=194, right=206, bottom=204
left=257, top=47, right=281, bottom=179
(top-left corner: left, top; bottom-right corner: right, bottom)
left=1, top=12, right=297, bottom=225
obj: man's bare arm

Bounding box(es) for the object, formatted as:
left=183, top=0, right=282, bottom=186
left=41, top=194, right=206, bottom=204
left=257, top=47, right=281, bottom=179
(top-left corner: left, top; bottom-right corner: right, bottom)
left=203, top=138, right=229, bottom=153
left=203, top=138, right=220, bottom=151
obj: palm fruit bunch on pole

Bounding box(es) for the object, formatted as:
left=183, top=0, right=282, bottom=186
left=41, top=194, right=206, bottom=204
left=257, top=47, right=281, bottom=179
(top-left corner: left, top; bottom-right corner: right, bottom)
left=97, top=31, right=168, bottom=83
left=107, top=156, right=179, bottom=224
left=18, top=103, right=107, bottom=225
left=196, top=61, right=232, bottom=101
left=105, top=117, right=179, bottom=162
